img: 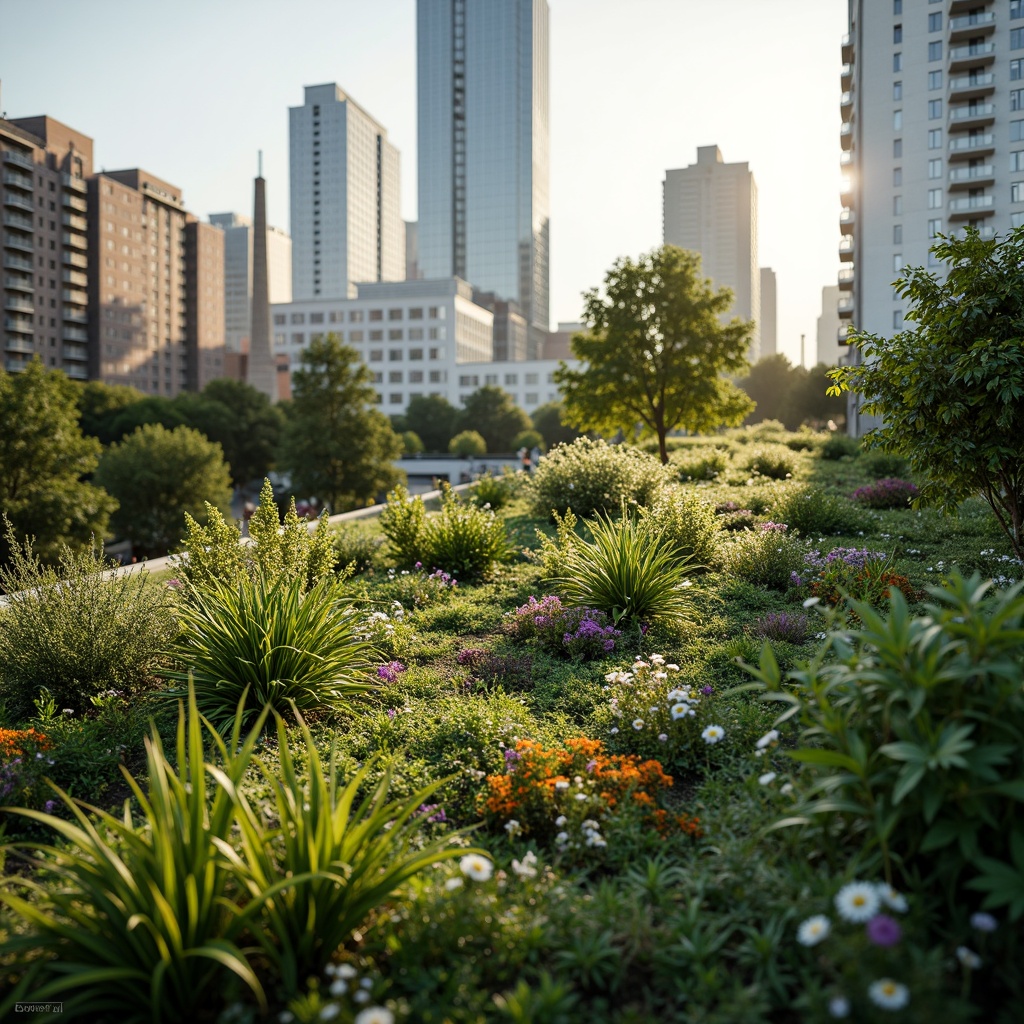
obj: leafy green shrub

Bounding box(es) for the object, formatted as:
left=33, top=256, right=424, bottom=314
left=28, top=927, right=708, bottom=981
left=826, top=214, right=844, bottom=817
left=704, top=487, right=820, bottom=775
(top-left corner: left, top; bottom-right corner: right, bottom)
left=401, top=429, right=424, bottom=455
left=0, top=526, right=175, bottom=718
left=379, top=484, right=426, bottom=566
left=419, top=487, right=509, bottom=580
left=177, top=478, right=336, bottom=593
left=669, top=446, right=729, bottom=482
left=742, top=443, right=795, bottom=480
left=640, top=487, right=720, bottom=566
left=745, top=574, right=1024, bottom=1008
left=768, top=483, right=861, bottom=536
left=162, top=571, right=373, bottom=732
left=783, top=429, right=822, bottom=452
left=513, top=429, right=545, bottom=452
left=470, top=471, right=512, bottom=511
left=529, top=437, right=671, bottom=519
left=546, top=506, right=698, bottom=625
left=861, top=449, right=909, bottom=479
left=331, top=523, right=384, bottom=575
left=725, top=523, right=808, bottom=590
left=820, top=433, right=860, bottom=460
left=449, top=429, right=487, bottom=456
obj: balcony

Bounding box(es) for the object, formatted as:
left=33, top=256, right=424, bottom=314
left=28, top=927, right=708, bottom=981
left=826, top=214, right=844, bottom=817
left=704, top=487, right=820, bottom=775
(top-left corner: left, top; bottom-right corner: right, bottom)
left=61, top=173, right=86, bottom=193
left=62, top=250, right=87, bottom=269
left=63, top=307, right=88, bottom=324
left=62, top=231, right=87, bottom=250
left=840, top=90, right=853, bottom=118
left=840, top=150, right=854, bottom=167
left=841, top=62, right=852, bottom=90
left=3, top=192, right=34, bottom=213
left=2, top=211, right=33, bottom=231
left=837, top=296, right=855, bottom=319
left=64, top=363, right=88, bottom=380
left=949, top=0, right=992, bottom=11
left=949, top=10, right=996, bottom=42
left=838, top=267, right=855, bottom=291
left=1, top=149, right=34, bottom=171
left=968, top=224, right=998, bottom=240
left=3, top=232, right=34, bottom=252
left=62, top=343, right=89, bottom=362
left=949, top=42, right=996, bottom=72
left=841, top=33, right=853, bottom=63
left=839, top=208, right=856, bottom=234
left=4, top=274, right=33, bottom=292
left=840, top=121, right=854, bottom=151
left=60, top=212, right=87, bottom=232
left=4, top=315, right=33, bottom=334
left=5, top=337, right=35, bottom=354
left=62, top=288, right=88, bottom=306
left=62, top=268, right=88, bottom=287
left=948, top=194, right=995, bottom=219
left=948, top=163, right=994, bottom=190
left=948, top=72, right=995, bottom=101
left=3, top=295, right=34, bottom=314
left=840, top=181, right=853, bottom=206
left=839, top=236, right=855, bottom=261
left=1, top=170, right=33, bottom=192
left=837, top=324, right=853, bottom=345
left=2, top=254, right=32, bottom=271
left=949, top=133, right=995, bottom=158
left=61, top=192, right=87, bottom=212
left=949, top=103, right=996, bottom=128
left=63, top=326, right=88, bottom=343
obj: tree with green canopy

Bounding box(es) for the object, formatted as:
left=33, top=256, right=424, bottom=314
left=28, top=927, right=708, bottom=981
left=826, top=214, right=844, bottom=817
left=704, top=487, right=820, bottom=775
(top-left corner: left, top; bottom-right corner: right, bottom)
left=555, top=245, right=754, bottom=463
left=455, top=385, right=531, bottom=453
left=403, top=394, right=459, bottom=452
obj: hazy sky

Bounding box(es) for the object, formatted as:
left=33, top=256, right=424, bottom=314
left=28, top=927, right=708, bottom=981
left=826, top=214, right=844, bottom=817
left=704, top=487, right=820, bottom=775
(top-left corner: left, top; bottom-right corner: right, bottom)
left=0, top=0, right=846, bottom=367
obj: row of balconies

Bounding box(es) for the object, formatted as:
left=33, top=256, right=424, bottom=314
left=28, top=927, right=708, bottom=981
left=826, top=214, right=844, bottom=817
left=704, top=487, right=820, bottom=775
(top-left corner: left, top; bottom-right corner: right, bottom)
left=4, top=315, right=33, bottom=334
left=3, top=192, right=34, bottom=213
left=63, top=326, right=88, bottom=343
left=3, top=273, right=33, bottom=293
left=2, top=211, right=33, bottom=231
left=62, top=268, right=88, bottom=287
left=4, top=336, right=35, bottom=354
left=2, top=254, right=32, bottom=271
left=949, top=72, right=994, bottom=101
left=3, top=295, right=34, bottom=315
left=61, top=212, right=87, bottom=232
left=2, top=232, right=33, bottom=253
left=1, top=149, right=34, bottom=171
left=949, top=42, right=996, bottom=73
left=1, top=170, right=33, bottom=192
left=62, top=250, right=87, bottom=269
left=63, top=343, right=88, bottom=362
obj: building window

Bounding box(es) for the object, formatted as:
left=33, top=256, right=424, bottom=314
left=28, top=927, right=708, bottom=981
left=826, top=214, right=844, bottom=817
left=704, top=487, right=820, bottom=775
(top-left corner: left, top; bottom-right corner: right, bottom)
left=1013, top=120, right=1024, bottom=142
left=894, top=24, right=902, bottom=44
left=894, top=0, right=901, bottom=13
left=349, top=330, right=364, bottom=342
left=893, top=81, right=903, bottom=100
left=893, top=52, right=903, bottom=72
left=349, top=310, right=364, bottom=322
left=893, top=310, right=903, bottom=329
left=428, top=347, right=444, bottom=360
left=388, top=308, right=403, bottom=320
left=504, top=373, right=519, bottom=386
left=928, top=100, right=942, bottom=120
left=928, top=218, right=942, bottom=237
left=928, top=70, right=942, bottom=90
left=273, top=314, right=286, bottom=325
left=409, top=307, right=423, bottom=319
left=893, top=255, right=904, bottom=272
left=894, top=138, right=903, bottom=157
left=525, top=393, right=538, bottom=406
left=893, top=224, right=903, bottom=244
left=893, top=110, right=903, bottom=130
left=388, top=329, right=402, bottom=341
left=389, top=371, right=402, bottom=383
left=1014, top=60, right=1024, bottom=83
left=927, top=12, right=941, bottom=32
left=408, top=327, right=424, bottom=340
left=893, top=195, right=903, bottom=215
left=290, top=313, right=304, bottom=324
left=369, top=349, right=383, bottom=362
left=1012, top=151, right=1024, bottom=172
left=1013, top=89, right=1024, bottom=112
left=894, top=167, right=903, bottom=186
left=1012, top=182, right=1024, bottom=203
left=369, top=329, right=384, bottom=341
left=291, top=332, right=304, bottom=345
left=368, top=309, right=383, bottom=321
left=1014, top=0, right=1024, bottom=20
left=310, top=312, right=324, bottom=324
left=388, top=349, right=403, bottom=361
left=928, top=129, right=942, bottom=149
left=927, top=41, right=942, bottom=61
left=428, top=370, right=445, bottom=383
left=409, top=348, right=423, bottom=360
left=525, top=373, right=539, bottom=385
left=1013, top=212, right=1024, bottom=228
left=928, top=158, right=942, bottom=179
left=409, top=370, right=424, bottom=383
left=1013, top=28, right=1024, bottom=50
left=927, top=188, right=942, bottom=209
left=389, top=394, right=402, bottom=405
left=372, top=372, right=383, bottom=383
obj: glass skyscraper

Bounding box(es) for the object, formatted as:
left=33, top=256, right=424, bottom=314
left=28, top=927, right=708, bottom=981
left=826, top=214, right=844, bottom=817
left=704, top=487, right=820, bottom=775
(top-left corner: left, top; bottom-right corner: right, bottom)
left=417, top=0, right=550, bottom=356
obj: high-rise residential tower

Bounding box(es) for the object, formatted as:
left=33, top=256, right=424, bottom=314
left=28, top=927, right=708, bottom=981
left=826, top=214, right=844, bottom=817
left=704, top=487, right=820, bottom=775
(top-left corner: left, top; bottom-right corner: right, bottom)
left=1, top=116, right=92, bottom=379
left=840, top=0, right=1024, bottom=433
left=209, top=212, right=291, bottom=353
left=759, top=267, right=777, bottom=357
left=289, top=83, right=404, bottom=301
left=417, top=0, right=551, bottom=358
left=663, top=145, right=761, bottom=361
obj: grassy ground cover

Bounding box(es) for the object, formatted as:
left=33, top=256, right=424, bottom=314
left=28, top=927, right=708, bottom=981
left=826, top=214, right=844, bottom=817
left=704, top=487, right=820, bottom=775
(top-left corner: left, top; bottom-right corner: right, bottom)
left=1, top=425, right=1022, bottom=1023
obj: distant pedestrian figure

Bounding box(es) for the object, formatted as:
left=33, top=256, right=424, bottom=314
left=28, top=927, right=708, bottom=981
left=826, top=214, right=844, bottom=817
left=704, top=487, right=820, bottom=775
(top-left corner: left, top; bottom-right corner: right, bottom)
left=520, top=447, right=532, bottom=473
left=530, top=445, right=542, bottom=467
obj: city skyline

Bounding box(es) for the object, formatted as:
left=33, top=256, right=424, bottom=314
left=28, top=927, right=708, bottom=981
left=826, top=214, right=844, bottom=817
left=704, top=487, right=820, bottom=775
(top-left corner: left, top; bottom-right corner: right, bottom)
left=0, top=0, right=847, bottom=368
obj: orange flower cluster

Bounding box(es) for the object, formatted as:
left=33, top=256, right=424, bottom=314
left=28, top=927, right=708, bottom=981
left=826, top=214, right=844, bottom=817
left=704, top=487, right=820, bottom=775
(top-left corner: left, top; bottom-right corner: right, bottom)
left=481, top=736, right=701, bottom=841
left=0, top=728, right=51, bottom=762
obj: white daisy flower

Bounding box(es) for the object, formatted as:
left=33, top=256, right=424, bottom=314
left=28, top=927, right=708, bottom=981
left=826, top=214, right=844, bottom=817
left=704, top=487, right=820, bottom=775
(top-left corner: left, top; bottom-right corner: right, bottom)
left=512, top=851, right=538, bottom=878
left=667, top=689, right=689, bottom=702
left=701, top=725, right=725, bottom=744
left=459, top=854, right=493, bottom=882
left=666, top=664, right=680, bottom=672
left=554, top=780, right=569, bottom=791
left=555, top=814, right=567, bottom=826
left=758, top=772, right=777, bottom=786
left=555, top=831, right=569, bottom=845
left=956, top=946, right=982, bottom=970
left=337, top=965, right=358, bottom=979
left=632, top=718, right=644, bottom=730
left=650, top=654, right=666, bottom=666
left=444, top=877, right=463, bottom=892
left=670, top=704, right=690, bottom=720
left=876, top=883, right=908, bottom=913
left=835, top=881, right=880, bottom=922
left=755, top=730, right=780, bottom=749
left=797, top=915, right=831, bottom=946
left=319, top=1006, right=341, bottom=1021
left=354, top=1007, right=395, bottom=1024
left=867, top=978, right=909, bottom=1010
left=504, top=819, right=522, bottom=837
left=329, top=978, right=348, bottom=996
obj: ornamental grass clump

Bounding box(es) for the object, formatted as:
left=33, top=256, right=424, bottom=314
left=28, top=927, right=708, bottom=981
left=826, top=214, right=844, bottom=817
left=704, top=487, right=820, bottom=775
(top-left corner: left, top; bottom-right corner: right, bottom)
left=162, top=569, right=374, bottom=733
left=529, top=436, right=672, bottom=519
left=852, top=478, right=920, bottom=510
left=545, top=506, right=698, bottom=625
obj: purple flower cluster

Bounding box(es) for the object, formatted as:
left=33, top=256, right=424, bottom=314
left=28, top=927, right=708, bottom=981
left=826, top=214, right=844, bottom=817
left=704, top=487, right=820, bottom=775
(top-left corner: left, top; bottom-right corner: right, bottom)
left=760, top=521, right=789, bottom=533
left=377, top=661, right=407, bottom=683
left=752, top=611, right=809, bottom=645
left=852, top=478, right=919, bottom=510
left=415, top=803, right=447, bottom=824
left=504, top=748, right=522, bottom=773
left=0, top=759, right=21, bottom=799
left=866, top=914, right=902, bottom=948
left=457, top=648, right=535, bottom=693
left=791, top=547, right=885, bottom=588
left=427, top=568, right=458, bottom=588
left=506, top=596, right=620, bottom=660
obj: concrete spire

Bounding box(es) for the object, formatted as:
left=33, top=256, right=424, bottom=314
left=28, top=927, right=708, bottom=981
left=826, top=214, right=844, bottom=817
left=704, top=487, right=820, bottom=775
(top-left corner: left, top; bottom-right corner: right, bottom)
left=247, top=161, right=278, bottom=402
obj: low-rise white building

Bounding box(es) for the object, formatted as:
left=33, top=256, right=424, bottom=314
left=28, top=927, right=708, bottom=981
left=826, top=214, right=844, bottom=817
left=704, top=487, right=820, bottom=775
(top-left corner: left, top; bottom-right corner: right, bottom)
left=452, top=359, right=566, bottom=413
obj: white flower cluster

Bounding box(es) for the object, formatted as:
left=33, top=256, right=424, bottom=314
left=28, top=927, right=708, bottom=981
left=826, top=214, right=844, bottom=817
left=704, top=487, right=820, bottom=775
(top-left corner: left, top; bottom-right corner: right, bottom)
left=554, top=814, right=607, bottom=850
left=299, top=963, right=393, bottom=1023
left=512, top=850, right=538, bottom=878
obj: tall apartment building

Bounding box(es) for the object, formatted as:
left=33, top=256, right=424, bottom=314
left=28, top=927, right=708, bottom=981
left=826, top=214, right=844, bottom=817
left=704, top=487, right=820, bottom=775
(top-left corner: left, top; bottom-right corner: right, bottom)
left=841, top=0, right=1024, bottom=432
left=816, top=284, right=844, bottom=368
left=1, top=116, right=92, bottom=379
left=417, top=0, right=551, bottom=357
left=759, top=267, right=778, bottom=357
left=89, top=169, right=224, bottom=396
left=209, top=212, right=291, bottom=352
left=289, top=84, right=404, bottom=301
left=663, top=145, right=761, bottom=361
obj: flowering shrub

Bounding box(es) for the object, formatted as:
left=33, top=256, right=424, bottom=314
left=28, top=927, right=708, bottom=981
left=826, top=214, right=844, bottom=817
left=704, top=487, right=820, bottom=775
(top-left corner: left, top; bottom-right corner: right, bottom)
left=639, top=487, right=721, bottom=566
left=529, top=436, right=672, bottom=519
left=750, top=611, right=809, bottom=645
left=456, top=648, right=535, bottom=693
left=504, top=595, right=620, bottom=660
left=714, top=501, right=758, bottom=532
left=359, top=602, right=415, bottom=661
left=480, top=736, right=702, bottom=861
left=852, top=478, right=920, bottom=510
left=742, top=443, right=795, bottom=480
left=669, top=445, right=729, bottom=482
left=725, top=523, right=809, bottom=590
left=0, top=727, right=53, bottom=809
left=791, top=547, right=918, bottom=610
left=599, top=655, right=719, bottom=763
